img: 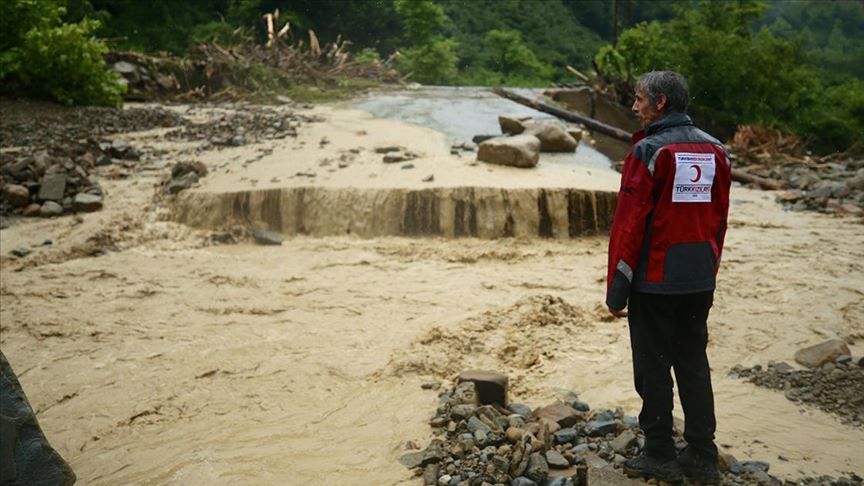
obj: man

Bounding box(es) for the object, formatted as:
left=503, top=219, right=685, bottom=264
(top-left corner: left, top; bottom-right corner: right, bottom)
left=606, top=71, right=731, bottom=484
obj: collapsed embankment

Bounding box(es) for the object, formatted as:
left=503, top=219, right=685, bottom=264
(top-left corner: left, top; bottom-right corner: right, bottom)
left=172, top=186, right=616, bottom=239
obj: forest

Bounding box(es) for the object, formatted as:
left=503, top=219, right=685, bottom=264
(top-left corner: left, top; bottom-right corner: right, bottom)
left=2, top=0, right=863, bottom=154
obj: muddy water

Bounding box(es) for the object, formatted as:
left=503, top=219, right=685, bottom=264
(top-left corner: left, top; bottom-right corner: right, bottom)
left=1, top=101, right=862, bottom=485
left=353, top=86, right=615, bottom=170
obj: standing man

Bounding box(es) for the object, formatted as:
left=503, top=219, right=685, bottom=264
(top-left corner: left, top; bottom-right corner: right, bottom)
left=606, top=71, right=731, bottom=484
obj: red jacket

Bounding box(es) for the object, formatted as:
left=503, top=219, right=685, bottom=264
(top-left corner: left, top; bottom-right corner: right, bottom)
left=606, top=112, right=731, bottom=310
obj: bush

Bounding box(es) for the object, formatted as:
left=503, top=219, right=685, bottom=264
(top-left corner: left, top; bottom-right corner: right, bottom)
left=0, top=0, right=124, bottom=107
left=396, top=38, right=459, bottom=85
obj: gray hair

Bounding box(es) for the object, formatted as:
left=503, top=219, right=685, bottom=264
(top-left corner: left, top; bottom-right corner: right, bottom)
left=636, top=71, right=690, bottom=113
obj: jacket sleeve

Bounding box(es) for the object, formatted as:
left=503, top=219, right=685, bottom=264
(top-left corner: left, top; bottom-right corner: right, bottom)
left=606, top=148, right=658, bottom=310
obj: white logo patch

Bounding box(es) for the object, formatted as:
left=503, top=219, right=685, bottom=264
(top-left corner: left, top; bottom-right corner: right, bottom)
left=672, top=152, right=715, bottom=203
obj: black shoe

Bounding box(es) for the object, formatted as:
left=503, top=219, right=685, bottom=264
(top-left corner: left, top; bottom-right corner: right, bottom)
left=623, top=452, right=683, bottom=483
left=678, top=447, right=721, bottom=484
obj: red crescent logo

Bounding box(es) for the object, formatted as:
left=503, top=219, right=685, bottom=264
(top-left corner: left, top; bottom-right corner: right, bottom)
left=690, top=164, right=702, bottom=182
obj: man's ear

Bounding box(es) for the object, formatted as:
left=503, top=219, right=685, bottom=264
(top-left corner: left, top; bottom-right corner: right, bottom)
left=655, top=94, right=667, bottom=112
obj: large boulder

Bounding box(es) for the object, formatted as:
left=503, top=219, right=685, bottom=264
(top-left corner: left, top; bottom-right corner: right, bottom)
left=794, top=339, right=851, bottom=368
left=477, top=135, right=540, bottom=168
left=524, top=123, right=578, bottom=152
left=1, top=351, right=77, bottom=485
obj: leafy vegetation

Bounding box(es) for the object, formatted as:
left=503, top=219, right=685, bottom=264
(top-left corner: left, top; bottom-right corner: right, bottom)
left=1, top=0, right=124, bottom=106
left=595, top=1, right=864, bottom=154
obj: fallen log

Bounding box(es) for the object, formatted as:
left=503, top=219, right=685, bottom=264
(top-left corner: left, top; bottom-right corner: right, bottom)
left=731, top=168, right=787, bottom=190
left=492, top=87, right=633, bottom=143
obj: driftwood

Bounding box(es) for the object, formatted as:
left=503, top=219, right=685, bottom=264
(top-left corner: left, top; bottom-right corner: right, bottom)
left=492, top=87, right=633, bottom=142
left=730, top=168, right=787, bottom=190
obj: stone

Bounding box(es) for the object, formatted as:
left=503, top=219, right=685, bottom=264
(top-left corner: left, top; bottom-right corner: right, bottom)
left=508, top=403, right=532, bottom=417
left=73, top=193, right=103, bottom=212
left=510, top=478, right=537, bottom=486
left=582, top=419, right=617, bottom=437
left=477, top=135, right=540, bottom=168
left=110, top=138, right=131, bottom=157
left=112, top=60, right=138, bottom=75
left=3, top=184, right=30, bottom=207
left=524, top=123, right=578, bottom=152
left=610, top=430, right=637, bottom=454
left=846, top=169, right=864, bottom=191
left=534, top=402, right=584, bottom=428
left=172, top=161, right=208, bottom=178
left=794, top=339, right=851, bottom=368
left=38, top=173, right=66, bottom=201
left=166, top=172, right=199, bottom=194
left=0, top=351, right=77, bottom=486
left=468, top=416, right=492, bottom=435
left=506, top=427, right=524, bottom=443
left=22, top=204, right=41, bottom=217
left=383, top=153, right=410, bottom=163
left=401, top=163, right=415, bottom=169
left=566, top=128, right=584, bottom=143
left=374, top=145, right=401, bottom=153
left=545, top=450, right=570, bottom=469
left=553, top=427, right=577, bottom=444
left=729, top=460, right=770, bottom=475
left=718, top=451, right=738, bottom=472
left=252, top=228, right=283, bottom=246
left=438, top=474, right=452, bottom=485
left=10, top=248, right=30, bottom=258
left=526, top=452, right=549, bottom=483
left=458, top=370, right=508, bottom=406
left=491, top=454, right=510, bottom=472
left=422, top=174, right=434, bottom=182
left=499, top=115, right=530, bottom=135
left=450, top=404, right=475, bottom=420
left=400, top=443, right=448, bottom=469
left=39, top=201, right=63, bottom=217
left=423, top=464, right=439, bottom=485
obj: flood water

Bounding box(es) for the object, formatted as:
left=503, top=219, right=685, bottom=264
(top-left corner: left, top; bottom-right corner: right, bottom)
left=353, top=86, right=617, bottom=171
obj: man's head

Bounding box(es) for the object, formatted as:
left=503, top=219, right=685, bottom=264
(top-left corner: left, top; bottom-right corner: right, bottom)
left=632, top=71, right=690, bottom=128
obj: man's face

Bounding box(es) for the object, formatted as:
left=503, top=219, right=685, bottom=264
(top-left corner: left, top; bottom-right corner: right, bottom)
left=632, top=87, right=665, bottom=128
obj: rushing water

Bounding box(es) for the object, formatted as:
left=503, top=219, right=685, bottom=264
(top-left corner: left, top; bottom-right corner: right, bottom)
left=353, top=86, right=616, bottom=171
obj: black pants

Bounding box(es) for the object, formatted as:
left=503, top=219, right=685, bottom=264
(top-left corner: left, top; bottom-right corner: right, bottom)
left=628, top=291, right=718, bottom=461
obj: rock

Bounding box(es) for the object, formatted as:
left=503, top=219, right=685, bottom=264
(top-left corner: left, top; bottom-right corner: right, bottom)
left=211, top=232, right=236, bottom=244
left=582, top=419, right=617, bottom=437
left=172, top=161, right=208, bottom=178
left=468, top=416, right=492, bottom=435
left=166, top=172, right=199, bottom=194
left=383, top=153, right=410, bottom=163
left=510, top=478, right=537, bottom=486
left=437, top=474, right=451, bottom=485
left=38, top=173, right=66, bottom=202
left=499, top=115, right=530, bottom=135
left=508, top=403, right=533, bottom=417
left=491, top=454, right=510, bottom=472
left=526, top=452, right=549, bottom=483
left=477, top=135, right=540, bottom=168
left=401, top=163, right=415, bottom=169
left=524, top=123, right=578, bottom=152
left=458, top=370, right=508, bottom=406
left=506, top=427, right=524, bottom=443
left=421, top=380, right=441, bottom=390
left=534, top=402, right=584, bottom=428
left=545, top=450, right=570, bottom=469
left=110, top=138, right=131, bottom=157
left=0, top=351, right=77, bottom=486
left=3, top=184, right=30, bottom=207
left=39, top=201, right=63, bottom=217
left=566, top=128, right=584, bottom=143
left=729, top=460, right=770, bottom=475
left=252, top=228, right=283, bottom=246
left=718, top=451, right=738, bottom=472
left=610, top=430, right=637, bottom=454
left=450, top=404, right=476, bottom=420
left=553, top=427, right=578, bottom=444
left=73, top=193, right=103, bottom=212
left=22, top=203, right=41, bottom=217
left=400, top=442, right=448, bottom=469
left=422, top=174, right=434, bottom=182
left=10, top=248, right=30, bottom=258
left=423, top=464, right=439, bottom=485
left=375, top=145, right=401, bottom=154
left=846, top=169, right=864, bottom=191
left=794, top=339, right=851, bottom=368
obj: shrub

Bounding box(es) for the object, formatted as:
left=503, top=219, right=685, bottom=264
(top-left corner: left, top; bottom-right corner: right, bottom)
left=0, top=0, right=124, bottom=107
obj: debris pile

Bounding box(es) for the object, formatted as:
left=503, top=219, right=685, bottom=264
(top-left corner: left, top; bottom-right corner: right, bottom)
left=106, top=32, right=401, bottom=101
left=730, top=340, right=864, bottom=427
left=728, top=125, right=864, bottom=216
left=402, top=371, right=863, bottom=486
left=164, top=105, right=318, bottom=149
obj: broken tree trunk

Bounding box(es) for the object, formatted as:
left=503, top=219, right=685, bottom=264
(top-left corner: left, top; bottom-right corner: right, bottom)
left=492, top=87, right=633, bottom=143
left=730, top=168, right=787, bottom=190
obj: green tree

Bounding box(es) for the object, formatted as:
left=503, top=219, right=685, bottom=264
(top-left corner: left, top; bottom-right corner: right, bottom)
left=1, top=0, right=124, bottom=106
left=393, top=0, right=458, bottom=84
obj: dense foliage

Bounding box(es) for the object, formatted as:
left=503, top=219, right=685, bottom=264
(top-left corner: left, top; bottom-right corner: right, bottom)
left=595, top=0, right=864, bottom=154
left=1, top=0, right=124, bottom=106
